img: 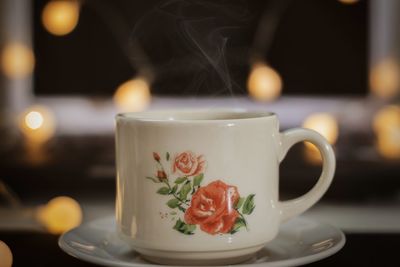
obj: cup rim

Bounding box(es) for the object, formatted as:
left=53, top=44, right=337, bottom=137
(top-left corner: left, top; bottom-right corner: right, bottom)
left=116, top=109, right=277, bottom=123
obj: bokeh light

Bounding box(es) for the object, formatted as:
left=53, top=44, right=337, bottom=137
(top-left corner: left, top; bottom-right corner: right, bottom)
left=338, top=0, right=359, bottom=4
left=303, top=113, right=339, bottom=145
left=42, top=0, right=80, bottom=36
left=376, top=134, right=400, bottom=159
left=114, top=78, right=151, bottom=112
left=247, top=62, right=282, bottom=102
left=25, top=111, right=44, bottom=130
left=1, top=42, right=35, bottom=79
left=370, top=59, right=400, bottom=99
left=373, top=105, right=400, bottom=159
left=19, top=105, right=56, bottom=144
left=302, top=113, right=339, bottom=164
left=373, top=105, right=400, bottom=133
left=37, top=196, right=82, bottom=234
left=303, top=144, right=324, bottom=165
left=0, top=240, right=13, bottom=267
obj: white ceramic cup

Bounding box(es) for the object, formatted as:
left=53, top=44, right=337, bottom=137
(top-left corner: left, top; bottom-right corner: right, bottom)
left=115, top=110, right=335, bottom=265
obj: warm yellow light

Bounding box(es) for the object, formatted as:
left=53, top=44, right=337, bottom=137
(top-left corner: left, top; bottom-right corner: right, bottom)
left=373, top=105, right=400, bottom=159
left=302, top=113, right=339, bottom=145
left=37, top=196, right=82, bottom=234
left=303, top=143, right=323, bottom=165
left=19, top=105, right=56, bottom=144
left=1, top=42, right=35, bottom=79
left=0, top=240, right=13, bottom=267
left=247, top=63, right=282, bottom=102
left=373, top=105, right=400, bottom=133
left=338, top=0, right=359, bottom=4
left=302, top=113, right=339, bottom=164
left=376, top=133, right=400, bottom=159
left=114, top=78, right=151, bottom=112
left=25, top=111, right=44, bottom=130
left=42, top=0, right=80, bottom=36
left=370, top=59, right=400, bottom=99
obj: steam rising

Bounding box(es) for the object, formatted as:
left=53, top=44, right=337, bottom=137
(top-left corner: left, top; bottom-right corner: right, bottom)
left=130, top=0, right=251, bottom=96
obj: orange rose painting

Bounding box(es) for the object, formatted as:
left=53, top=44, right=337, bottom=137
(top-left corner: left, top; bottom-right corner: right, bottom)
left=146, top=151, right=255, bottom=235
left=185, top=181, right=240, bottom=234
left=173, top=151, right=206, bottom=177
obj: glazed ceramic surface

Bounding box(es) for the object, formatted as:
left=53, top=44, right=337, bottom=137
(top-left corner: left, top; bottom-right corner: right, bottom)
left=115, top=110, right=336, bottom=263
left=59, top=216, right=346, bottom=267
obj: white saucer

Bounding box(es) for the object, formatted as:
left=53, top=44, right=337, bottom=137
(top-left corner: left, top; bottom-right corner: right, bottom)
left=59, top=216, right=345, bottom=267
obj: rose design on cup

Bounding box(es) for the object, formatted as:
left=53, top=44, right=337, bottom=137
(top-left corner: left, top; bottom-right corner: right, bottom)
left=146, top=151, right=256, bottom=235
left=173, top=151, right=206, bottom=177
left=185, top=181, right=240, bottom=235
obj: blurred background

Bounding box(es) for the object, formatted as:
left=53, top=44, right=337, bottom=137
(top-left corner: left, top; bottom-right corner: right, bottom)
left=0, top=0, right=399, bottom=266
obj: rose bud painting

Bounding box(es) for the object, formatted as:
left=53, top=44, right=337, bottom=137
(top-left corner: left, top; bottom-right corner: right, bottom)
left=146, top=151, right=255, bottom=235
left=153, top=152, right=161, bottom=162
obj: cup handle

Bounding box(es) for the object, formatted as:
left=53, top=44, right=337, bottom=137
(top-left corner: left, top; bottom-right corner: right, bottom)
left=278, top=128, right=336, bottom=222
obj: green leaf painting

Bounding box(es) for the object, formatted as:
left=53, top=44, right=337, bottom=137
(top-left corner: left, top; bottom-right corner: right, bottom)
left=179, top=182, right=192, bottom=200
left=146, top=176, right=160, bottom=183
left=235, top=197, right=245, bottom=209
left=173, top=219, right=196, bottom=235
left=242, top=194, right=256, bottom=215
left=174, top=177, right=187, bottom=184
left=157, top=187, right=170, bottom=195
left=166, top=198, right=180, bottom=208
left=230, top=217, right=247, bottom=234
left=193, top=173, right=204, bottom=187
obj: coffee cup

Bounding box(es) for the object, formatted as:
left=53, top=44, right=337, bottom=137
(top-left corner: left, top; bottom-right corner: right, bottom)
left=115, top=110, right=335, bottom=265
